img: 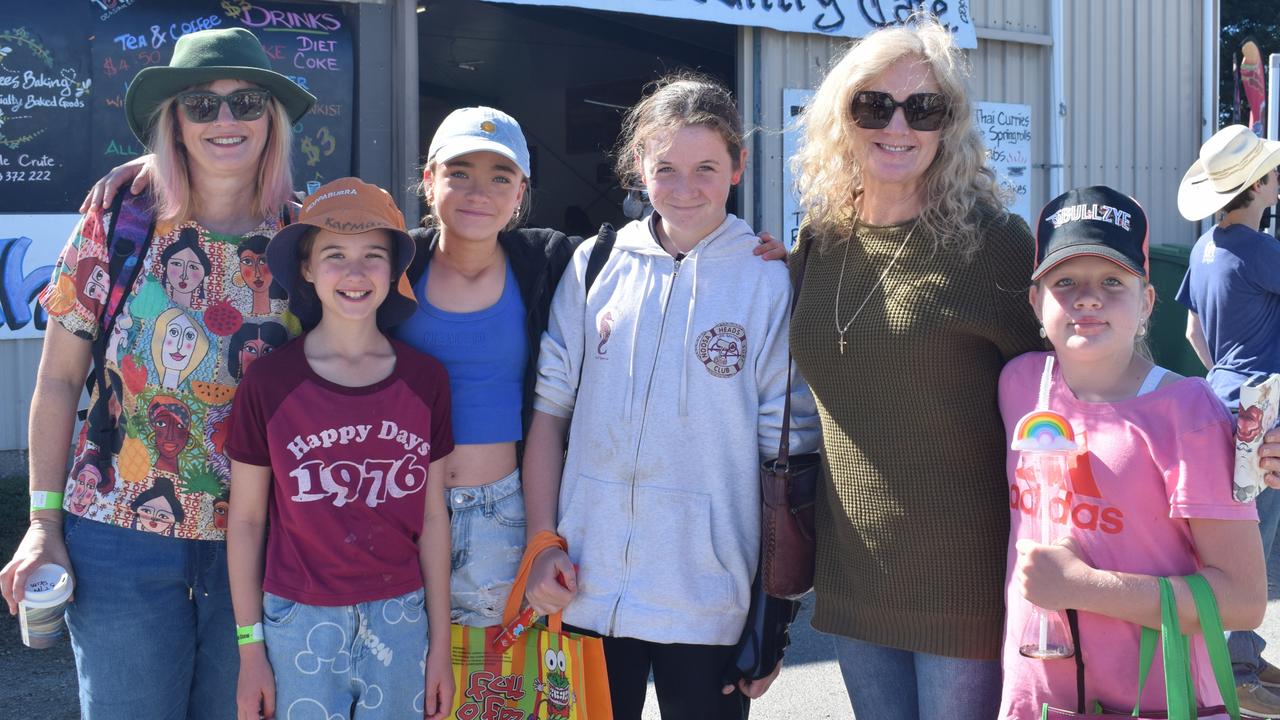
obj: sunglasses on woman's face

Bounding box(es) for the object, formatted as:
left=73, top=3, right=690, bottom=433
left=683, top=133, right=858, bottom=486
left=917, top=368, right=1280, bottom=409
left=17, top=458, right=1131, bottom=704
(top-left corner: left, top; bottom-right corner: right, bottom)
left=176, top=89, right=272, bottom=123
left=850, top=91, right=950, bottom=131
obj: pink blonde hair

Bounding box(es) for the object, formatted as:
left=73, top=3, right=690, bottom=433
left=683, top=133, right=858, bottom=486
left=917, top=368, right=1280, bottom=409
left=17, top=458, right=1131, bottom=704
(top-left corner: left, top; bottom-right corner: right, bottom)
left=148, top=85, right=295, bottom=225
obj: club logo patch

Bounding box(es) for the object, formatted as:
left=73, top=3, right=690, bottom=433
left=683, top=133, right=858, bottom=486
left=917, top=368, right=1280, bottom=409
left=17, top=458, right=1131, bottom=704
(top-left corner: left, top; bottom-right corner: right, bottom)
left=695, top=322, right=746, bottom=378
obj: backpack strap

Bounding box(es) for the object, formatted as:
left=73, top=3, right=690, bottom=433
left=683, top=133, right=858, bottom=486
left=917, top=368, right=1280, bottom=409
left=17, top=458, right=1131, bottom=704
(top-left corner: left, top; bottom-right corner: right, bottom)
left=572, top=223, right=617, bottom=400
left=101, top=190, right=155, bottom=338
left=583, top=223, right=615, bottom=296
left=79, top=191, right=155, bottom=455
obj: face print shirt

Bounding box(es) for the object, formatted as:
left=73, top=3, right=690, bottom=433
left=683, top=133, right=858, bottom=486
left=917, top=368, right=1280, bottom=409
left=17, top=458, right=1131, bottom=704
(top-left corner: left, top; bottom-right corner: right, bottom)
left=39, top=205, right=299, bottom=541
left=225, top=336, right=454, bottom=605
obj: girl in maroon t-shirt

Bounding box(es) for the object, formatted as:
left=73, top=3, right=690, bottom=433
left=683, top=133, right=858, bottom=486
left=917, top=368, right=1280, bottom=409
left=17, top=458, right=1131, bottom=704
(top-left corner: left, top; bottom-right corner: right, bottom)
left=225, top=178, right=455, bottom=720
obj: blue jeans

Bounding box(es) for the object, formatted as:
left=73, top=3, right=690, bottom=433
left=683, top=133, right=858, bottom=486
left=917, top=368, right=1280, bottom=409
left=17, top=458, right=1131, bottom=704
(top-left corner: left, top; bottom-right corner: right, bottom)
left=63, top=515, right=236, bottom=720
left=1230, top=485, right=1280, bottom=683
left=263, top=589, right=429, bottom=719
left=448, top=470, right=526, bottom=627
left=830, top=634, right=1002, bottom=720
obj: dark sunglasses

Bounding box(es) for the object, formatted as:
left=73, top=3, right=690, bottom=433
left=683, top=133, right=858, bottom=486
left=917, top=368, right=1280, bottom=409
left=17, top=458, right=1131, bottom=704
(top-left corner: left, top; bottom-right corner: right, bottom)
left=850, top=91, right=950, bottom=131
left=176, top=89, right=272, bottom=123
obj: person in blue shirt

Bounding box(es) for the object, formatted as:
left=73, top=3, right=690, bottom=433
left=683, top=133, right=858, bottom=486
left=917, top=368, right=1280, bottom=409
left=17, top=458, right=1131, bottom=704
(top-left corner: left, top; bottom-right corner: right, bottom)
left=1176, top=123, right=1280, bottom=717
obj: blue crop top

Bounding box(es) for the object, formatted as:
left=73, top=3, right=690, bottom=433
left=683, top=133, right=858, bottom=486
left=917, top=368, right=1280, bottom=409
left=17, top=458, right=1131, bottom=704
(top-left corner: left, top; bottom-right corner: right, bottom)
left=396, top=260, right=527, bottom=444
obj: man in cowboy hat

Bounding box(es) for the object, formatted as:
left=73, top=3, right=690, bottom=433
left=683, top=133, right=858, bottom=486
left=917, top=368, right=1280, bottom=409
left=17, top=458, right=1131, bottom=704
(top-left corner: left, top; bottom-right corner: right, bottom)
left=1176, top=123, right=1280, bottom=717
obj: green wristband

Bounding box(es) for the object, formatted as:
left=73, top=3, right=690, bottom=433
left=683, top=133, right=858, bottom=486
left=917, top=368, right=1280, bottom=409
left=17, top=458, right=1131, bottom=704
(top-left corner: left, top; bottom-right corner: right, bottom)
left=237, top=623, right=264, bottom=646
left=29, top=491, right=64, bottom=512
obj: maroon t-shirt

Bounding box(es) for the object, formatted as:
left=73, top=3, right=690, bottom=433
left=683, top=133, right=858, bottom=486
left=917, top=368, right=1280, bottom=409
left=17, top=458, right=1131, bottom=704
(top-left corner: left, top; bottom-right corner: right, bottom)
left=226, top=335, right=453, bottom=605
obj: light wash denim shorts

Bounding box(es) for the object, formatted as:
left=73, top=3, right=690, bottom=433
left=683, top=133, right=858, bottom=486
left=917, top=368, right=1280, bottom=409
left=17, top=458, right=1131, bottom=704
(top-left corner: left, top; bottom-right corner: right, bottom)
left=263, top=588, right=429, bottom=719
left=447, top=469, right=526, bottom=627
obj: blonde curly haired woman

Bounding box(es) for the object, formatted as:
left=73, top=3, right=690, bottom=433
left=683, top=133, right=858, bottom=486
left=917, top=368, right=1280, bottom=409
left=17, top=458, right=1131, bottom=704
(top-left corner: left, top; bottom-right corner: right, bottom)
left=788, top=17, right=1042, bottom=719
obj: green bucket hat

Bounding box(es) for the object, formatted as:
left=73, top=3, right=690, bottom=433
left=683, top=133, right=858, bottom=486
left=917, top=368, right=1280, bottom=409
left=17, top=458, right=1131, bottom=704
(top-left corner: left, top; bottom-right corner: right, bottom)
left=124, top=28, right=315, bottom=144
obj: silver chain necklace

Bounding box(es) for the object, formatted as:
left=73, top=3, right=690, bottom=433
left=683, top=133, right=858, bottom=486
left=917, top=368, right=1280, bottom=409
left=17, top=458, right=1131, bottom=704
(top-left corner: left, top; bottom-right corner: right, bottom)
left=834, top=220, right=919, bottom=354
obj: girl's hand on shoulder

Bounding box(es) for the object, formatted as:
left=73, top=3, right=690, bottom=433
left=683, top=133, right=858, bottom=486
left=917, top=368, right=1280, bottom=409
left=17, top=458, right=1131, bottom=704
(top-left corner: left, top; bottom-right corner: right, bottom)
left=236, top=647, right=276, bottom=720
left=79, top=155, right=154, bottom=213
left=1260, top=428, right=1280, bottom=489
left=753, top=231, right=787, bottom=262
left=525, top=547, right=577, bottom=616
left=1013, top=537, right=1094, bottom=611
left=423, top=647, right=455, bottom=720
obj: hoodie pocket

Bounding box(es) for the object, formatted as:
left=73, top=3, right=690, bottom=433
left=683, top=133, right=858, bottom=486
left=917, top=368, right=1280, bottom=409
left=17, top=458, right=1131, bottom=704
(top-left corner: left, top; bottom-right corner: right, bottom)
left=628, top=485, right=736, bottom=614
left=556, top=472, right=629, bottom=602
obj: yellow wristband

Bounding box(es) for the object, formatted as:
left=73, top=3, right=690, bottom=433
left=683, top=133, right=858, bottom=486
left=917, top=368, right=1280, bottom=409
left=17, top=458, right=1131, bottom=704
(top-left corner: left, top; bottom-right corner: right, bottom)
left=30, top=491, right=64, bottom=512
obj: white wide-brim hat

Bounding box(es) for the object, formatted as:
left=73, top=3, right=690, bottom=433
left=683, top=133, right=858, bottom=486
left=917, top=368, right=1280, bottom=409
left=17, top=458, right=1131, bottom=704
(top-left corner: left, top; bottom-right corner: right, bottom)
left=1178, top=124, right=1280, bottom=221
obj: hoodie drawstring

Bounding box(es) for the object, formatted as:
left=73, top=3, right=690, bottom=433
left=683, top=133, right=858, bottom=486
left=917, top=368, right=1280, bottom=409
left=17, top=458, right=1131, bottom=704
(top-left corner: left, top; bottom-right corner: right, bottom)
left=678, top=252, right=699, bottom=417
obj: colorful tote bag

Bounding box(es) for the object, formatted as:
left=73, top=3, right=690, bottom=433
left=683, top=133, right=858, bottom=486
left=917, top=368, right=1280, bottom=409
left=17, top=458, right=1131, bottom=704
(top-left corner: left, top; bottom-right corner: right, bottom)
left=1041, top=574, right=1239, bottom=720
left=451, top=532, right=612, bottom=720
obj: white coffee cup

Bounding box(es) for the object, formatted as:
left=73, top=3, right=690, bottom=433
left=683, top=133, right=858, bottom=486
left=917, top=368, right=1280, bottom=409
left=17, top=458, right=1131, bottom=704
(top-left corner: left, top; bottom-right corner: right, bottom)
left=18, top=563, right=73, bottom=649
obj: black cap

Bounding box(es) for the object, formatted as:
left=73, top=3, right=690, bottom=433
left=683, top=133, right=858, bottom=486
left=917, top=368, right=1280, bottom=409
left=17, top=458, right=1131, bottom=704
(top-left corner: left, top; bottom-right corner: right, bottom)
left=1033, top=185, right=1149, bottom=280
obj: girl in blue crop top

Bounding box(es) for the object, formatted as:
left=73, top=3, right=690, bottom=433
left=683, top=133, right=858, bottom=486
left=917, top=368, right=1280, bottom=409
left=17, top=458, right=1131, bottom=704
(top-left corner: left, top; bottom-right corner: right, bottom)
left=399, top=106, right=788, bottom=631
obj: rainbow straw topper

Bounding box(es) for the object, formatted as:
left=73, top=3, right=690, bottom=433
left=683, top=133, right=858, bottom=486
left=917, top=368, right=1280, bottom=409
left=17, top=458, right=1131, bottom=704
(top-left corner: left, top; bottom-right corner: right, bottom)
left=1012, top=409, right=1080, bottom=452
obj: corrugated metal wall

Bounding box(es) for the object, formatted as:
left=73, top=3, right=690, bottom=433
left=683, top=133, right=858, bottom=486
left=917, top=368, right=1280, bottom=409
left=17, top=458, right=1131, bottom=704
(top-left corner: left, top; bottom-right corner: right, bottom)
left=1061, top=0, right=1204, bottom=247
left=745, top=0, right=1205, bottom=250
left=0, top=339, right=43, bottom=453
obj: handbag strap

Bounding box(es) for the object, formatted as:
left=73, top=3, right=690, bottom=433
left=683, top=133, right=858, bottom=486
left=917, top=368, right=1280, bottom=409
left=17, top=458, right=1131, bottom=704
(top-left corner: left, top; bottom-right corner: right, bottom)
left=1185, top=574, right=1241, bottom=719
left=1127, top=576, right=1240, bottom=720
left=776, top=237, right=813, bottom=467
left=503, top=531, right=569, bottom=634
left=1068, top=575, right=1238, bottom=719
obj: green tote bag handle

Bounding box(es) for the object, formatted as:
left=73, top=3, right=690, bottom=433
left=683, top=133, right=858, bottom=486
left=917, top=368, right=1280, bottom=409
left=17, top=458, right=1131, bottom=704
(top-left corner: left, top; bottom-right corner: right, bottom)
left=1128, top=575, right=1239, bottom=720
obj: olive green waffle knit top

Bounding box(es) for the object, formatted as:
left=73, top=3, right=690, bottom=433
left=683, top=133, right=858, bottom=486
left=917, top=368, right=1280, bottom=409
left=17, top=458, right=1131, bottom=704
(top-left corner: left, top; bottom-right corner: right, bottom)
left=790, top=205, right=1043, bottom=660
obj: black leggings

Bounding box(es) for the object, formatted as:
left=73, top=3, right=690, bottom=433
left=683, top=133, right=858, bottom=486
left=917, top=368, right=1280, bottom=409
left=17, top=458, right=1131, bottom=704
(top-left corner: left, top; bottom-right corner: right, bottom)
left=601, top=634, right=748, bottom=720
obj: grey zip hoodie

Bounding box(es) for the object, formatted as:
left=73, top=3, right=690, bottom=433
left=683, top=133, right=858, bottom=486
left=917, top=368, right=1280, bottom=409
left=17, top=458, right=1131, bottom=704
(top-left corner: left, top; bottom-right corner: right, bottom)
left=534, top=214, right=820, bottom=645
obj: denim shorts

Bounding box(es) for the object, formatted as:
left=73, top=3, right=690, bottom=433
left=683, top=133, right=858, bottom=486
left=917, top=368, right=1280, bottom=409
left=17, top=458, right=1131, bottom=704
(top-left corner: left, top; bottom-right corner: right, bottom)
left=62, top=514, right=237, bottom=720
left=447, top=469, right=526, bottom=627
left=263, top=588, right=430, bottom=719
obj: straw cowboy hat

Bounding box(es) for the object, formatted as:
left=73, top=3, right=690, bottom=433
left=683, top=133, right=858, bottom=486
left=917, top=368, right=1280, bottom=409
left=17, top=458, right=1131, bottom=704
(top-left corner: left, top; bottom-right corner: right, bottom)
left=124, top=28, right=315, bottom=144
left=1177, top=124, right=1280, bottom=221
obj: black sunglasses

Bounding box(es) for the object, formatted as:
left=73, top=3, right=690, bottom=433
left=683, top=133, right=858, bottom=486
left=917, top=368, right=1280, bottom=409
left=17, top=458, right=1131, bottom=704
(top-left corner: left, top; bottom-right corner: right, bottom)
left=176, top=89, right=272, bottom=123
left=850, top=91, right=950, bottom=131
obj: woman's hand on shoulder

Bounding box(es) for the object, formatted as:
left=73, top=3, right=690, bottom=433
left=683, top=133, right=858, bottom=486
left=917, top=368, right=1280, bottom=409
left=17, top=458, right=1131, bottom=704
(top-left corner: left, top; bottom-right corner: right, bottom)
left=753, top=231, right=787, bottom=262
left=79, top=154, right=155, bottom=213
left=525, top=546, right=577, bottom=616
left=0, top=519, right=73, bottom=615
left=236, top=646, right=276, bottom=720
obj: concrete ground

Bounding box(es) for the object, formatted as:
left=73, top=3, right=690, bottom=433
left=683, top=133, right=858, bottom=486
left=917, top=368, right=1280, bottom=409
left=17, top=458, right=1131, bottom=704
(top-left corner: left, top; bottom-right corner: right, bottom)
left=6, top=546, right=1280, bottom=719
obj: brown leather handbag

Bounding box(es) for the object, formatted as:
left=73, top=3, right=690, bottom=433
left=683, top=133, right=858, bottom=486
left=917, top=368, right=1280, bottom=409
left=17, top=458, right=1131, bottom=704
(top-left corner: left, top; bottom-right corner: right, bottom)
left=759, top=241, right=822, bottom=599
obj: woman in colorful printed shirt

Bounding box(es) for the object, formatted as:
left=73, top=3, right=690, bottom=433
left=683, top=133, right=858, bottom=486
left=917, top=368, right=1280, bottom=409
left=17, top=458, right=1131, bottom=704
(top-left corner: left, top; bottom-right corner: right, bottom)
left=0, top=27, right=313, bottom=719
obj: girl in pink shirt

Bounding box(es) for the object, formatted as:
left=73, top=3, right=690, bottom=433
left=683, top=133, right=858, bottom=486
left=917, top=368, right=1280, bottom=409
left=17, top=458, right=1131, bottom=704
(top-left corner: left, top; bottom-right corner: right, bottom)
left=998, top=186, right=1265, bottom=718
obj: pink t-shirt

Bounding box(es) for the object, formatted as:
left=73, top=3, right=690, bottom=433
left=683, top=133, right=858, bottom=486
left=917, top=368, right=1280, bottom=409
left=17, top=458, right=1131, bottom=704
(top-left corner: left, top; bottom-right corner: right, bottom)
left=226, top=335, right=453, bottom=606
left=998, top=352, right=1255, bottom=719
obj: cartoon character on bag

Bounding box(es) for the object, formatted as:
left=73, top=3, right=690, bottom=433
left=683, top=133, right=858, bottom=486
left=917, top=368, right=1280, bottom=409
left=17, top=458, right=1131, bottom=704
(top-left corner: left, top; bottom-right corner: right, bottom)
left=533, top=648, right=573, bottom=720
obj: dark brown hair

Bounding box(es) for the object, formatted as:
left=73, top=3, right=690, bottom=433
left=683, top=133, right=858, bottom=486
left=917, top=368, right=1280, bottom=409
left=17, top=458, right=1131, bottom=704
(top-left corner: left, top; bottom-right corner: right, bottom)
left=614, top=72, right=745, bottom=192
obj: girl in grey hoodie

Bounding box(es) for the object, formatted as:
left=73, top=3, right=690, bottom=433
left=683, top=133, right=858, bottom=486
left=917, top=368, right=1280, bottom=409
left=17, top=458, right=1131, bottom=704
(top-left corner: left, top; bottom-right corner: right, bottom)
left=521, top=73, right=820, bottom=720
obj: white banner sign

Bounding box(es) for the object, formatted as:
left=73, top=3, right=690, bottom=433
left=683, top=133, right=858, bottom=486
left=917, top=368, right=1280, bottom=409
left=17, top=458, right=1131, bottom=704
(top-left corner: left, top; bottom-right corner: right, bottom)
left=0, top=215, right=76, bottom=340
left=782, top=88, right=814, bottom=251
left=481, top=0, right=977, bottom=47
left=973, top=101, right=1032, bottom=225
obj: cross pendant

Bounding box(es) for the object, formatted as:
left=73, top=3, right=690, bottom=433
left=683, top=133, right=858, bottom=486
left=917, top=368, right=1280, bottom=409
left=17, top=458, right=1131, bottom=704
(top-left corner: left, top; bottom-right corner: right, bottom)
left=838, top=334, right=847, bottom=355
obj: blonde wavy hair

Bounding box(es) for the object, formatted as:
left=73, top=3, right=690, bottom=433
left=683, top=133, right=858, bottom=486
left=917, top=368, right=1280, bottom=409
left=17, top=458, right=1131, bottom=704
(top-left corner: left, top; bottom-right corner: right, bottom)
left=792, top=16, right=1003, bottom=257
left=148, top=83, right=295, bottom=226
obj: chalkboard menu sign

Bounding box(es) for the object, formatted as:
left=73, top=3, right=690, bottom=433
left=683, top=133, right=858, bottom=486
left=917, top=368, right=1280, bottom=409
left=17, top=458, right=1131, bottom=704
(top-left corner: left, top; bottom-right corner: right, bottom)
left=0, top=0, right=353, bottom=213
